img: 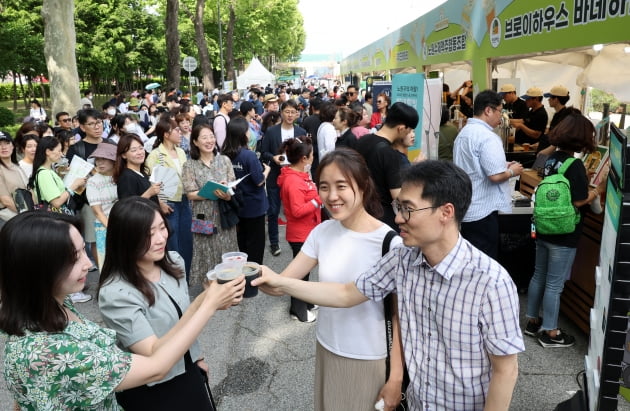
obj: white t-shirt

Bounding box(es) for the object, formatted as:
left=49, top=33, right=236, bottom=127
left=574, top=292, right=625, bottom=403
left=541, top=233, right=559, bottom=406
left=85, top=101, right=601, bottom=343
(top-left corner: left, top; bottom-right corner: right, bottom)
left=317, top=122, right=337, bottom=159
left=301, top=219, right=402, bottom=360
left=18, top=160, right=33, bottom=179
left=86, top=173, right=118, bottom=218
left=280, top=126, right=295, bottom=142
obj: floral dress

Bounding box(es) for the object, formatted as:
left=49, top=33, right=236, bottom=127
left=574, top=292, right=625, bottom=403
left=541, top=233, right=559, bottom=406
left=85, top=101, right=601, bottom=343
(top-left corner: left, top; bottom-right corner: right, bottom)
left=3, top=298, right=132, bottom=410
left=182, top=154, right=239, bottom=286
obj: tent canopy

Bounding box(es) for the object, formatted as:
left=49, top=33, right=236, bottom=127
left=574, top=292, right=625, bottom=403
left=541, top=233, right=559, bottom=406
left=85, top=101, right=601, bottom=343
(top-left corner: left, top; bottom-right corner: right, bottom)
left=236, top=57, right=275, bottom=90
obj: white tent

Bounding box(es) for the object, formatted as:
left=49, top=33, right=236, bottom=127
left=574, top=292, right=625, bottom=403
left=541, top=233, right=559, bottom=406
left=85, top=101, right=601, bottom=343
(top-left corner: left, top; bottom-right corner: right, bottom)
left=236, top=57, right=275, bottom=90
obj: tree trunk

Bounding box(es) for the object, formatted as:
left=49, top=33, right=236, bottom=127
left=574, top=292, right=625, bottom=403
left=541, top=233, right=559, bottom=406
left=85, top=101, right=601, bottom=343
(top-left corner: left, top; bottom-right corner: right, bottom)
left=194, top=0, right=215, bottom=92
left=41, top=0, right=81, bottom=116
left=225, top=1, right=235, bottom=82
left=11, top=72, right=18, bottom=112
left=165, top=0, right=181, bottom=91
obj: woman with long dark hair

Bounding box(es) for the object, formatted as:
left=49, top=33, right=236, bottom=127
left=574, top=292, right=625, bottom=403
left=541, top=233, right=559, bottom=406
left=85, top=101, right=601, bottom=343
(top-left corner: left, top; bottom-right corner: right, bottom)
left=114, top=133, right=161, bottom=204
left=182, top=125, right=238, bottom=286
left=256, top=148, right=404, bottom=409
left=0, top=211, right=243, bottom=410
left=98, top=197, right=244, bottom=409
left=221, top=117, right=270, bottom=264
left=146, top=118, right=193, bottom=279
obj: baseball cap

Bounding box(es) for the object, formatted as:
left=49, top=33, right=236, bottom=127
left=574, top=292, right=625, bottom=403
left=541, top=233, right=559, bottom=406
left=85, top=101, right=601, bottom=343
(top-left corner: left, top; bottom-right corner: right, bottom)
left=498, top=84, right=516, bottom=96
left=520, top=87, right=544, bottom=99
left=0, top=130, right=13, bottom=143
left=543, top=85, right=570, bottom=98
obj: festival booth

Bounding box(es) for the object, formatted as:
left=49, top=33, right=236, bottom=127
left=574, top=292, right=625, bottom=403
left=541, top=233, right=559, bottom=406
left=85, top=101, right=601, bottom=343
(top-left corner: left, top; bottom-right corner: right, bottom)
left=236, top=57, right=275, bottom=90
left=341, top=1, right=630, bottom=410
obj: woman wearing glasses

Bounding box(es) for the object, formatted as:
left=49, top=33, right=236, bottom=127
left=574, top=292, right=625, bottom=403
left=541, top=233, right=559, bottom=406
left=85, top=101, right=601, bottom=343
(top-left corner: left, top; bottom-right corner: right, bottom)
left=369, top=93, right=391, bottom=130
left=258, top=148, right=405, bottom=410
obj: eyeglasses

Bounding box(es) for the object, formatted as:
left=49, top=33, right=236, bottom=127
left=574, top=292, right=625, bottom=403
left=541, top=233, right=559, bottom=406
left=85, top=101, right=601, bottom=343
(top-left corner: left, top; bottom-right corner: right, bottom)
left=392, top=199, right=437, bottom=221
left=282, top=110, right=298, bottom=116
left=347, top=92, right=356, bottom=96
left=85, top=120, right=103, bottom=128
left=60, top=118, right=72, bottom=123
left=377, top=100, right=384, bottom=103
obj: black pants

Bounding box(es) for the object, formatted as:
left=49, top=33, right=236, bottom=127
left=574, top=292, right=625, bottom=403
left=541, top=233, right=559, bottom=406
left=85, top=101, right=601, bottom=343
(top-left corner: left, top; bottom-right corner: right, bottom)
left=289, top=242, right=314, bottom=321
left=461, top=211, right=499, bottom=260
left=236, top=214, right=266, bottom=264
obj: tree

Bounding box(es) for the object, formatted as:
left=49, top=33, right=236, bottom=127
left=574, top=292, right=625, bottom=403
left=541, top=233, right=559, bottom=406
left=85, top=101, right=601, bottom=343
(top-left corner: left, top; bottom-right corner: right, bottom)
left=165, top=0, right=181, bottom=91
left=42, top=0, right=81, bottom=115
left=181, top=0, right=215, bottom=91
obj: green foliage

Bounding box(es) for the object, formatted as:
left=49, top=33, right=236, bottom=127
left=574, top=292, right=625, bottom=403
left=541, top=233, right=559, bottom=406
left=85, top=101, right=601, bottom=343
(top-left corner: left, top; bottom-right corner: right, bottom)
left=0, top=0, right=305, bottom=98
left=590, top=88, right=621, bottom=113
left=0, top=107, right=16, bottom=127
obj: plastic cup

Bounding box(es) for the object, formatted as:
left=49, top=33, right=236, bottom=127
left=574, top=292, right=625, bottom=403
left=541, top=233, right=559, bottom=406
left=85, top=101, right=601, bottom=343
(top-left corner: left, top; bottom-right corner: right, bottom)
left=221, top=251, right=248, bottom=271
left=206, top=269, right=218, bottom=281
left=215, top=263, right=241, bottom=284
left=242, top=262, right=261, bottom=298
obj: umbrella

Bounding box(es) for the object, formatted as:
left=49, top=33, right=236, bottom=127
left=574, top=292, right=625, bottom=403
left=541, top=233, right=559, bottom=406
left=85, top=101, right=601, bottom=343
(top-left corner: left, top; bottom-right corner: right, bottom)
left=145, top=82, right=161, bottom=90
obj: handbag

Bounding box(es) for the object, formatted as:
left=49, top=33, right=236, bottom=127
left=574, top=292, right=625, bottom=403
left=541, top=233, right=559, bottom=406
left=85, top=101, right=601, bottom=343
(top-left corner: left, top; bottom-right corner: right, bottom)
left=34, top=169, right=75, bottom=216
left=191, top=217, right=217, bottom=235
left=12, top=188, right=35, bottom=213
left=115, top=290, right=216, bottom=410
left=382, top=230, right=410, bottom=411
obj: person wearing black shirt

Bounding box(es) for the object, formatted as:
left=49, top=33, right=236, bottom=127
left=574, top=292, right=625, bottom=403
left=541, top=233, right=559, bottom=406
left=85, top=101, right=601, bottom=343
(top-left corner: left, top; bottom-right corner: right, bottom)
left=537, top=85, right=573, bottom=154
left=355, top=102, right=419, bottom=231
left=511, top=87, right=548, bottom=145
left=499, top=84, right=528, bottom=119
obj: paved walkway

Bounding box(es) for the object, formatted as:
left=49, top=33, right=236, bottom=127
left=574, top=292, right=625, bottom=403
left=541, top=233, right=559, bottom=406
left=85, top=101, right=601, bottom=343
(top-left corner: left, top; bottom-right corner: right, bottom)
left=1, top=225, right=629, bottom=410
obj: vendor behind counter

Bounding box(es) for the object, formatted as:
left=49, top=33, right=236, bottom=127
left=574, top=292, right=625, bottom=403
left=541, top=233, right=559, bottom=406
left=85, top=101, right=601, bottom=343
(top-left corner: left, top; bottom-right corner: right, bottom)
left=511, top=87, right=548, bottom=145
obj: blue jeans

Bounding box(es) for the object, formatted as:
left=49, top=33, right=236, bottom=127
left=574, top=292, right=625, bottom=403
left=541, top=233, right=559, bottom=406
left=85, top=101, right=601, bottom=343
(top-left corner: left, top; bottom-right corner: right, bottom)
left=166, top=196, right=193, bottom=279
left=526, top=239, right=577, bottom=331
left=266, top=186, right=280, bottom=246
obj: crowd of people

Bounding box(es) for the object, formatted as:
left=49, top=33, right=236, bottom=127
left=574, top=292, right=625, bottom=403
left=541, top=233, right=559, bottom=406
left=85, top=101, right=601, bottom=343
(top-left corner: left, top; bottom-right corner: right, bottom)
left=0, top=79, right=602, bottom=410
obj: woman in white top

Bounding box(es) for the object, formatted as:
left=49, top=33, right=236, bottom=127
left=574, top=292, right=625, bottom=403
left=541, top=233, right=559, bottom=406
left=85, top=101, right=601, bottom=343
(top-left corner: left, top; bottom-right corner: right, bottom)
left=29, top=100, right=47, bottom=122
left=259, top=148, right=405, bottom=410
left=316, top=102, right=338, bottom=159
left=18, top=134, right=38, bottom=179
left=146, top=118, right=193, bottom=281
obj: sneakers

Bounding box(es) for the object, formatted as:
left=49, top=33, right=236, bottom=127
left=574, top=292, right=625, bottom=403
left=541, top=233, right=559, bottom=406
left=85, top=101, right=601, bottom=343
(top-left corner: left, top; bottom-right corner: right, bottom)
left=278, top=217, right=287, bottom=226
left=70, top=291, right=92, bottom=303
left=524, top=318, right=542, bottom=337
left=538, top=329, right=575, bottom=348
left=270, top=244, right=281, bottom=256
left=290, top=309, right=317, bottom=323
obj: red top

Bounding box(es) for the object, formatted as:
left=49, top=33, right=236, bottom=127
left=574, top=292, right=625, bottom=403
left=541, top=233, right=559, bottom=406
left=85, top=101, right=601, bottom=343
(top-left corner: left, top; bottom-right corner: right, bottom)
left=278, top=167, right=322, bottom=243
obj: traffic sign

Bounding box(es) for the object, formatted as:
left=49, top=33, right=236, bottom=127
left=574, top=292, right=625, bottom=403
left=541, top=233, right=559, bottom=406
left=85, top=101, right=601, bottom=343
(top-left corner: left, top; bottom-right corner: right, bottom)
left=183, top=56, right=197, bottom=72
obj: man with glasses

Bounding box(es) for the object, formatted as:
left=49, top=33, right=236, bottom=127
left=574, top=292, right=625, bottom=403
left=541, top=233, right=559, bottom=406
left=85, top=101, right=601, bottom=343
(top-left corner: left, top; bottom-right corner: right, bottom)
left=454, top=90, right=523, bottom=259
left=254, top=160, right=524, bottom=411
left=214, top=93, right=233, bottom=149
left=260, top=100, right=306, bottom=257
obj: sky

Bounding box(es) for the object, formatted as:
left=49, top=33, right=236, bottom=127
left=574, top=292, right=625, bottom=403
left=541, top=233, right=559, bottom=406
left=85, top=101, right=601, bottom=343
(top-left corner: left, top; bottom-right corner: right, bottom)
left=297, top=0, right=447, bottom=57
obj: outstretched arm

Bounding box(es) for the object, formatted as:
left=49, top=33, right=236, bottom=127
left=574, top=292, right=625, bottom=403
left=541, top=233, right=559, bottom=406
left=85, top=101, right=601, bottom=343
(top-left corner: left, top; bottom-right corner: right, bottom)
left=253, top=265, right=368, bottom=308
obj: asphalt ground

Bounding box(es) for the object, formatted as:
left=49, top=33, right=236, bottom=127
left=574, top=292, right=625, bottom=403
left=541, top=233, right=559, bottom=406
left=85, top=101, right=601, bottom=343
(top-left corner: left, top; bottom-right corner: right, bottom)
left=1, top=223, right=629, bottom=410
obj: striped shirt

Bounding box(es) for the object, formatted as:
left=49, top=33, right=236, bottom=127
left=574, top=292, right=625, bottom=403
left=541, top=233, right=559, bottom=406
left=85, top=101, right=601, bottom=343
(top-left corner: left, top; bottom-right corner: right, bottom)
left=356, top=236, right=524, bottom=410
left=453, top=118, right=512, bottom=221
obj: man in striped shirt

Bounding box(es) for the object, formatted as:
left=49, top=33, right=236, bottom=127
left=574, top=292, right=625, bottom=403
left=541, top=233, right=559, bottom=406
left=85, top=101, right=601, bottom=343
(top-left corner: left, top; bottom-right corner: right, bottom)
left=453, top=90, right=523, bottom=259
left=255, top=160, right=524, bottom=410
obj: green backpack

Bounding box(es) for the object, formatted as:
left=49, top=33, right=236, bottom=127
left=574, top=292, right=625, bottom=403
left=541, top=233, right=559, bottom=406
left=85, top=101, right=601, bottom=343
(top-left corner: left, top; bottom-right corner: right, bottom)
left=533, top=157, right=580, bottom=235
